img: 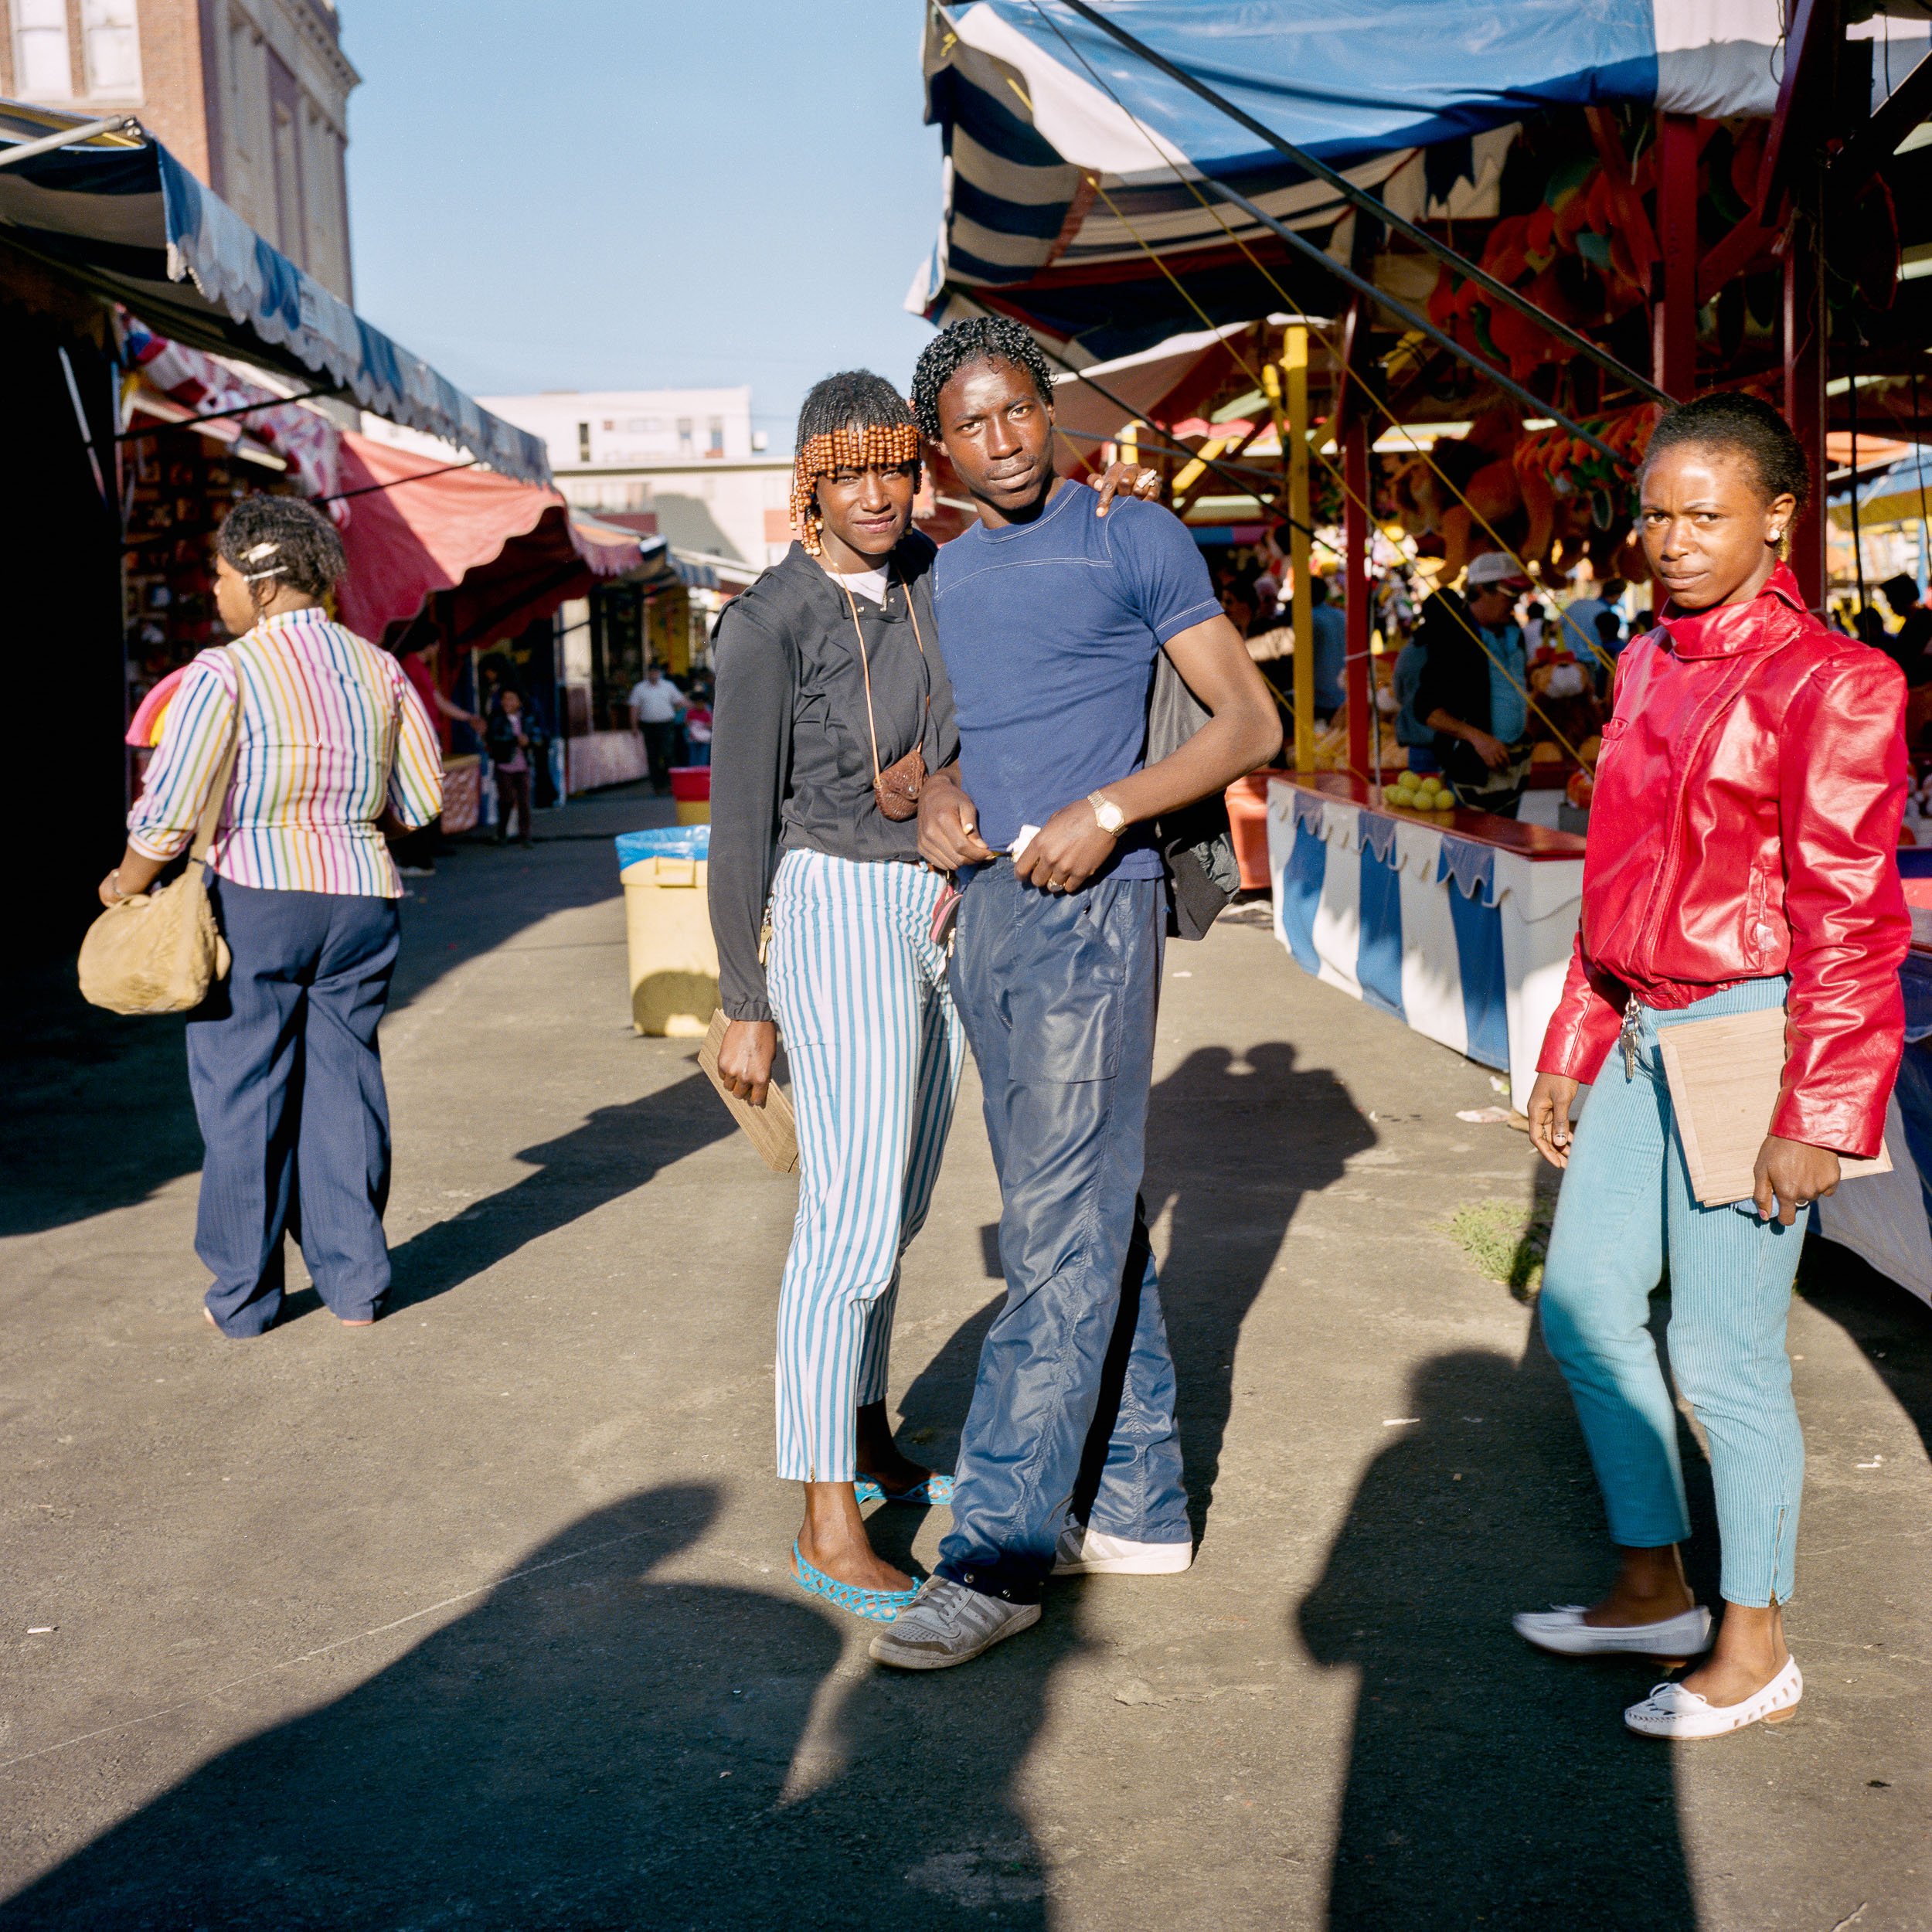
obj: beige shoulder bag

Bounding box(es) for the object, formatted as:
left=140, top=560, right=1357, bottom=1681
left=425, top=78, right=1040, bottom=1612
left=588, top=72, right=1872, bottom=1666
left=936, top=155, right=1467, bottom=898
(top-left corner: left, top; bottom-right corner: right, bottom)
left=78, top=710, right=240, bottom=1016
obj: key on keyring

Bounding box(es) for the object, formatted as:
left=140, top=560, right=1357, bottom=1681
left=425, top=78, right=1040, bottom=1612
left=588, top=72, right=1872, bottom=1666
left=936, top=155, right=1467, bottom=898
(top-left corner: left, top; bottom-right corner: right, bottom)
left=1620, top=994, right=1642, bottom=1080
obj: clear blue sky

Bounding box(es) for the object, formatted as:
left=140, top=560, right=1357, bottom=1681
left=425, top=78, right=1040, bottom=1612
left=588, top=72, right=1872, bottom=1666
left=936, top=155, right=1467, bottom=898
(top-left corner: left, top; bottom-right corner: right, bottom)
left=338, top=1, right=944, bottom=450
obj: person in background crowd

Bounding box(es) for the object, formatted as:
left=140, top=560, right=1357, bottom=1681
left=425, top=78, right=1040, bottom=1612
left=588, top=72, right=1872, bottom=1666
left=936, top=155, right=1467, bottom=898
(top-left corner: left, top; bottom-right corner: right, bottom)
left=1525, top=392, right=1908, bottom=1741
left=629, top=662, right=688, bottom=794
left=1251, top=569, right=1281, bottom=626
left=392, top=638, right=481, bottom=878
left=104, top=495, right=443, bottom=1337
left=1392, top=628, right=1439, bottom=772
left=1872, top=574, right=1930, bottom=686
left=485, top=688, right=536, bottom=845
left=886, top=314, right=1280, bottom=1672
left=682, top=679, right=714, bottom=767
left=1414, top=549, right=1536, bottom=817
left=1308, top=574, right=1347, bottom=723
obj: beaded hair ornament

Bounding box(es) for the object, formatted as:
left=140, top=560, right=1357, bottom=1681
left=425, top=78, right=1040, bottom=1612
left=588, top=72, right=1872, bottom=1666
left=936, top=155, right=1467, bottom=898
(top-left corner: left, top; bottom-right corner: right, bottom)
left=790, top=420, right=923, bottom=556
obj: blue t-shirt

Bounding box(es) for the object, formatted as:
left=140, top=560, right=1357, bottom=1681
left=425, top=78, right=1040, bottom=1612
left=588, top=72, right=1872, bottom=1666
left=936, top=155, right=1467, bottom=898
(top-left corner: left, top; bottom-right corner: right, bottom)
left=1482, top=623, right=1528, bottom=744
left=1310, top=602, right=1346, bottom=715
left=932, top=485, right=1219, bottom=880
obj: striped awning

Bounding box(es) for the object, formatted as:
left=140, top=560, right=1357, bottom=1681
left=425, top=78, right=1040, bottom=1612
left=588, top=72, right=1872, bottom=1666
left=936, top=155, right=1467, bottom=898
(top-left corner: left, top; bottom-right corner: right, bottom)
left=912, top=1, right=1784, bottom=364
left=0, top=102, right=549, bottom=485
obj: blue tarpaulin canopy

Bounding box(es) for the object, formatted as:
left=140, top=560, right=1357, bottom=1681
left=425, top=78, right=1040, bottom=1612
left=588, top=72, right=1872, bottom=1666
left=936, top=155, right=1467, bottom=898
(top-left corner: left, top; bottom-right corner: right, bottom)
left=0, top=103, right=549, bottom=485
left=912, top=1, right=1784, bottom=362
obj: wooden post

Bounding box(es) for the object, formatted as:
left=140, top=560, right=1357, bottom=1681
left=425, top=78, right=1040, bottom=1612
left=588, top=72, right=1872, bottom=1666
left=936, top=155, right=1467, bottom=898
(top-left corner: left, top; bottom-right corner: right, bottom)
left=1344, top=417, right=1372, bottom=781
left=1653, top=114, right=1699, bottom=402
left=1783, top=203, right=1826, bottom=609
left=1286, top=325, right=1314, bottom=772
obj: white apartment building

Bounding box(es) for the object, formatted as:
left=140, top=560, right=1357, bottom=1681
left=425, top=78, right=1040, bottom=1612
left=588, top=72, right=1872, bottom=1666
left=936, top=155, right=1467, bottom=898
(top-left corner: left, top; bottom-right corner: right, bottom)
left=478, top=386, right=793, bottom=573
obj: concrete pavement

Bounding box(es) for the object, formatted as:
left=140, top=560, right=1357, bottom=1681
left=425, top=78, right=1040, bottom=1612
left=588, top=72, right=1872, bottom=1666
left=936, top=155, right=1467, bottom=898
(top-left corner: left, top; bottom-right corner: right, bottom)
left=2, top=787, right=1927, bottom=1930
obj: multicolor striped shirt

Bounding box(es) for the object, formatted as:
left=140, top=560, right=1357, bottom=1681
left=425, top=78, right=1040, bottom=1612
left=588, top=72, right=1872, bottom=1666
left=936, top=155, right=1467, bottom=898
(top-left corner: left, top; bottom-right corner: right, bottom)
left=128, top=610, right=443, bottom=899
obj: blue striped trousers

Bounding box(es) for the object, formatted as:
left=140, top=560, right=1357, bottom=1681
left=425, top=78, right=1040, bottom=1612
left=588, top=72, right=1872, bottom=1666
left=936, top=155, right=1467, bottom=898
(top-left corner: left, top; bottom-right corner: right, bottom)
left=1539, top=978, right=1807, bottom=1606
left=764, top=848, right=964, bottom=1482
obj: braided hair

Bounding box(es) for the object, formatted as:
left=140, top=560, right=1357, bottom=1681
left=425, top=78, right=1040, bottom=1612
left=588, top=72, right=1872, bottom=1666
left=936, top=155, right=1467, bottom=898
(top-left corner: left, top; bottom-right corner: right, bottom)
left=1642, top=392, right=1811, bottom=513
left=910, top=315, right=1056, bottom=441
left=216, top=493, right=345, bottom=600
left=789, top=370, right=922, bottom=555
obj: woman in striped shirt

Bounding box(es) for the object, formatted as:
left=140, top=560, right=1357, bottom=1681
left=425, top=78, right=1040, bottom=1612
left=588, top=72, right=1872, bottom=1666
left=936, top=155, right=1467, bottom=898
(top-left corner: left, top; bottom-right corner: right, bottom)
left=104, top=496, right=442, bottom=1337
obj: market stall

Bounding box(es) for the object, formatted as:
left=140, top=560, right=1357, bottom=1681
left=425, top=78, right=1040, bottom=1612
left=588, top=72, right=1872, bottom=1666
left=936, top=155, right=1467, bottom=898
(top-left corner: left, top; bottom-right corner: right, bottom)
left=1265, top=774, right=1586, bottom=1114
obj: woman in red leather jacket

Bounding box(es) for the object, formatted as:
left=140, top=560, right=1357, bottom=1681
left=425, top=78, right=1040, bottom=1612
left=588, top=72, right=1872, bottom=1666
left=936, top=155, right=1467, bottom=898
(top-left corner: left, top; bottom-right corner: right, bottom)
left=1519, top=393, right=1909, bottom=1741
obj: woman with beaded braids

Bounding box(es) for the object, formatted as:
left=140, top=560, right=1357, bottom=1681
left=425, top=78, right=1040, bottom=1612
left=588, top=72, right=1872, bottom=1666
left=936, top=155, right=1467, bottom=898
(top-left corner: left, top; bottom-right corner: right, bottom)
left=108, top=495, right=443, bottom=1337
left=709, top=369, right=1158, bottom=1621
left=1522, top=393, right=1910, bottom=1740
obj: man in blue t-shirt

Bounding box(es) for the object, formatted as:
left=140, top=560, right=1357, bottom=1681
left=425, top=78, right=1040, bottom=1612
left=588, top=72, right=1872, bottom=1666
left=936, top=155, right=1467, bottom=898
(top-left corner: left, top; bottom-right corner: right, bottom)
left=867, top=317, right=1281, bottom=1673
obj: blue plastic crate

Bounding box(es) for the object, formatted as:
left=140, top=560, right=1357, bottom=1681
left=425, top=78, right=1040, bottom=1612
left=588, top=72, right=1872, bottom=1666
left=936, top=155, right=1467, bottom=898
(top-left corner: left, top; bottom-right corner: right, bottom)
left=615, top=825, right=710, bottom=871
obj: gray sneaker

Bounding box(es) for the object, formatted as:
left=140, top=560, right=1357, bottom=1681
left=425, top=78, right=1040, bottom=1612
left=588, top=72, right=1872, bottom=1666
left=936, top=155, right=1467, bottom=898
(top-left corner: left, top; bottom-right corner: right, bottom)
left=867, top=1577, right=1041, bottom=1671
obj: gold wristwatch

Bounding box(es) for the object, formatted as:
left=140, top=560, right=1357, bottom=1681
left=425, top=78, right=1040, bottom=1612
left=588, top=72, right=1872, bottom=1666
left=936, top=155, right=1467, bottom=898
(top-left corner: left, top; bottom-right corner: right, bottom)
left=1088, top=791, right=1126, bottom=837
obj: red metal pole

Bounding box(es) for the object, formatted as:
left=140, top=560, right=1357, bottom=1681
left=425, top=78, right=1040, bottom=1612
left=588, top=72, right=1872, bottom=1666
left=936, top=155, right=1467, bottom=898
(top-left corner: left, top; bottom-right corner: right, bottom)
left=1784, top=205, right=1826, bottom=609
left=1344, top=417, right=1372, bottom=778
left=1653, top=114, right=1699, bottom=401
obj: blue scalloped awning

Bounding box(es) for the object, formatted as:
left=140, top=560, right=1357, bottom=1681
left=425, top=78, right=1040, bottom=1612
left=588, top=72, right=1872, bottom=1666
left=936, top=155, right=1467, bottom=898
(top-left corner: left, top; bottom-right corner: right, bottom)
left=0, top=104, right=549, bottom=485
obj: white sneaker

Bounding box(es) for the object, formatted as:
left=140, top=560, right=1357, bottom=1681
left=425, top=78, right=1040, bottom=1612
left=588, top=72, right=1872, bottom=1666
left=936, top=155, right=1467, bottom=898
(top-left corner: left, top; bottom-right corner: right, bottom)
left=1624, top=1656, right=1803, bottom=1739
left=867, top=1577, right=1039, bottom=1671
left=1052, top=1525, right=1193, bottom=1576
left=1512, top=1603, right=1713, bottom=1658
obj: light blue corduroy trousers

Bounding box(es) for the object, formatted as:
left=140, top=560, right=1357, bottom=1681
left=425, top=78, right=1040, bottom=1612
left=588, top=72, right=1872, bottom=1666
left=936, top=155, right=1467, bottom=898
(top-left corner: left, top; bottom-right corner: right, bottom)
left=764, top=848, right=964, bottom=1482
left=1538, top=977, right=1808, bottom=1607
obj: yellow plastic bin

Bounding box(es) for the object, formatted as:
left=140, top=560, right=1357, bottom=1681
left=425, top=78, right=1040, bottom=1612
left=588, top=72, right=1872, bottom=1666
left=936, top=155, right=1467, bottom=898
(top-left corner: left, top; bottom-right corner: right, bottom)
left=615, top=826, right=718, bottom=1036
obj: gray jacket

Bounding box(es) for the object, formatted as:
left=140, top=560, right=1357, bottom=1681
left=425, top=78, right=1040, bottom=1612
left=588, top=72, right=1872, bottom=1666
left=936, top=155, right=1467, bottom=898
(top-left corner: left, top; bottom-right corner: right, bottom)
left=708, top=536, right=957, bottom=1022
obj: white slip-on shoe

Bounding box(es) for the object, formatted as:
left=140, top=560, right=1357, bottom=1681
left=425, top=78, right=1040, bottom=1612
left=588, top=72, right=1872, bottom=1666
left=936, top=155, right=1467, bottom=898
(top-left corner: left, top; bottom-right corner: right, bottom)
left=1624, top=1655, right=1803, bottom=1739
left=1052, top=1525, right=1193, bottom=1576
left=867, top=1577, right=1040, bottom=1671
left=1512, top=1603, right=1713, bottom=1659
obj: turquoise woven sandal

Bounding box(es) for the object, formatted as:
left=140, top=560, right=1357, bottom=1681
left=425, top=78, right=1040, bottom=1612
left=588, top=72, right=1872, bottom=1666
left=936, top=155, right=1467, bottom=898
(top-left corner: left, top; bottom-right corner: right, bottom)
left=791, top=1542, right=921, bottom=1623
left=853, top=1472, right=955, bottom=1507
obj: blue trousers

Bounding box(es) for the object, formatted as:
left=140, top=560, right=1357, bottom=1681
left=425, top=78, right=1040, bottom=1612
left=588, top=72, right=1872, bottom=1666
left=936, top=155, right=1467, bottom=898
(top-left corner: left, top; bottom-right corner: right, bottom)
left=1538, top=978, right=1807, bottom=1606
left=937, top=862, right=1191, bottom=1604
left=188, top=879, right=402, bottom=1336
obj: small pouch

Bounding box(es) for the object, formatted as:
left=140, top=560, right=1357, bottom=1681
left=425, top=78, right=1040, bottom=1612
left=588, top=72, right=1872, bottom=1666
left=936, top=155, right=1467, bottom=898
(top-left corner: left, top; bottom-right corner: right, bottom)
left=834, top=566, right=931, bottom=825
left=875, top=745, right=927, bottom=821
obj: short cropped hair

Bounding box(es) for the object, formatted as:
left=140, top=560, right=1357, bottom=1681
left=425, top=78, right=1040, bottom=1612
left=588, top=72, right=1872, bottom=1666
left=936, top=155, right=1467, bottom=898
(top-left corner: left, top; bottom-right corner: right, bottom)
left=1642, top=392, right=1811, bottom=512
left=910, top=315, right=1056, bottom=441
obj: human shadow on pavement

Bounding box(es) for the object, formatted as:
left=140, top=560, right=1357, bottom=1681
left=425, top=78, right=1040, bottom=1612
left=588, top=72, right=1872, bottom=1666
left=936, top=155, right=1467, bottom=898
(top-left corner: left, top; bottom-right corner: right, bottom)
left=383, top=1072, right=733, bottom=1313
left=2, top=1482, right=1060, bottom=1931
left=3, top=808, right=653, bottom=1243
left=1799, top=1235, right=1932, bottom=1464
left=1298, top=1347, right=1696, bottom=1932
left=1145, top=1043, right=1376, bottom=1538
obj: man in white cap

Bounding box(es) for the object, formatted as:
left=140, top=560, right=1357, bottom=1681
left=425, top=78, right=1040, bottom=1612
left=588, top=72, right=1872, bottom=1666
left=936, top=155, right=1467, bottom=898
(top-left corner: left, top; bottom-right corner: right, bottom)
left=1413, top=549, right=1536, bottom=818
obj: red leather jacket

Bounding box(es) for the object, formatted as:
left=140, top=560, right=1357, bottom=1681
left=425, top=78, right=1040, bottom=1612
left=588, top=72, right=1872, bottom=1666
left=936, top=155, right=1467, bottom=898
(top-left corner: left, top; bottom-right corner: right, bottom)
left=1538, top=564, right=1909, bottom=1158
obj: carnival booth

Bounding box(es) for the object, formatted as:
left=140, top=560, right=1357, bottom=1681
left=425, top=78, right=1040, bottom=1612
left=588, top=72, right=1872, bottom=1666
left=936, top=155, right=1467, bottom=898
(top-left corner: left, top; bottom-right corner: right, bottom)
left=1265, top=774, right=1585, bottom=1114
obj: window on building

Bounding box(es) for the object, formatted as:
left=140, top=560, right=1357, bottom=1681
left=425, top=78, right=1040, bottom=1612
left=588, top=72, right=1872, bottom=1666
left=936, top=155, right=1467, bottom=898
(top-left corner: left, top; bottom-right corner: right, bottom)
left=80, top=0, right=141, bottom=97
left=707, top=417, right=725, bottom=457
left=577, top=423, right=590, bottom=462
left=14, top=0, right=73, bottom=97
left=676, top=417, right=694, bottom=455
left=272, top=104, right=301, bottom=258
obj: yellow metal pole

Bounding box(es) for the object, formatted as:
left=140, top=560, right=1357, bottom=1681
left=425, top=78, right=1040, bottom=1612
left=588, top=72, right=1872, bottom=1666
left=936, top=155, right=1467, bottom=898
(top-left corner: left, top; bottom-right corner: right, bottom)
left=1284, top=325, right=1314, bottom=773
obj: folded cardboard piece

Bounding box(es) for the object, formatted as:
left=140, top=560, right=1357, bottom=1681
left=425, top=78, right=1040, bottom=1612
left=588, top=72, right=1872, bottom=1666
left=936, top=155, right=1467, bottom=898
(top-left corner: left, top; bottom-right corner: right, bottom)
left=1655, top=1005, right=1889, bottom=1207
left=697, top=1009, right=799, bottom=1175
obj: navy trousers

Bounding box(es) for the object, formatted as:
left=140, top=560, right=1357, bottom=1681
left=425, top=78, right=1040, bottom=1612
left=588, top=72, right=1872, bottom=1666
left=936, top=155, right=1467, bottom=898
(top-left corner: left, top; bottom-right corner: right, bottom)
left=187, top=879, right=401, bottom=1335
left=937, top=862, right=1191, bottom=1604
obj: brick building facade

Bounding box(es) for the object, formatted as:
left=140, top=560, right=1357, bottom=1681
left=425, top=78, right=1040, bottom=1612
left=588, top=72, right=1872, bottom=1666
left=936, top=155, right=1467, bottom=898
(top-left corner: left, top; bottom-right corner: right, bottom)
left=0, top=0, right=357, bottom=299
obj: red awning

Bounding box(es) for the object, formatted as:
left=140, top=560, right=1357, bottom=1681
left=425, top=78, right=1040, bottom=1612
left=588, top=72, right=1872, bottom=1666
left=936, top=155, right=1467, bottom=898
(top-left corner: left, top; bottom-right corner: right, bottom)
left=333, top=431, right=641, bottom=645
